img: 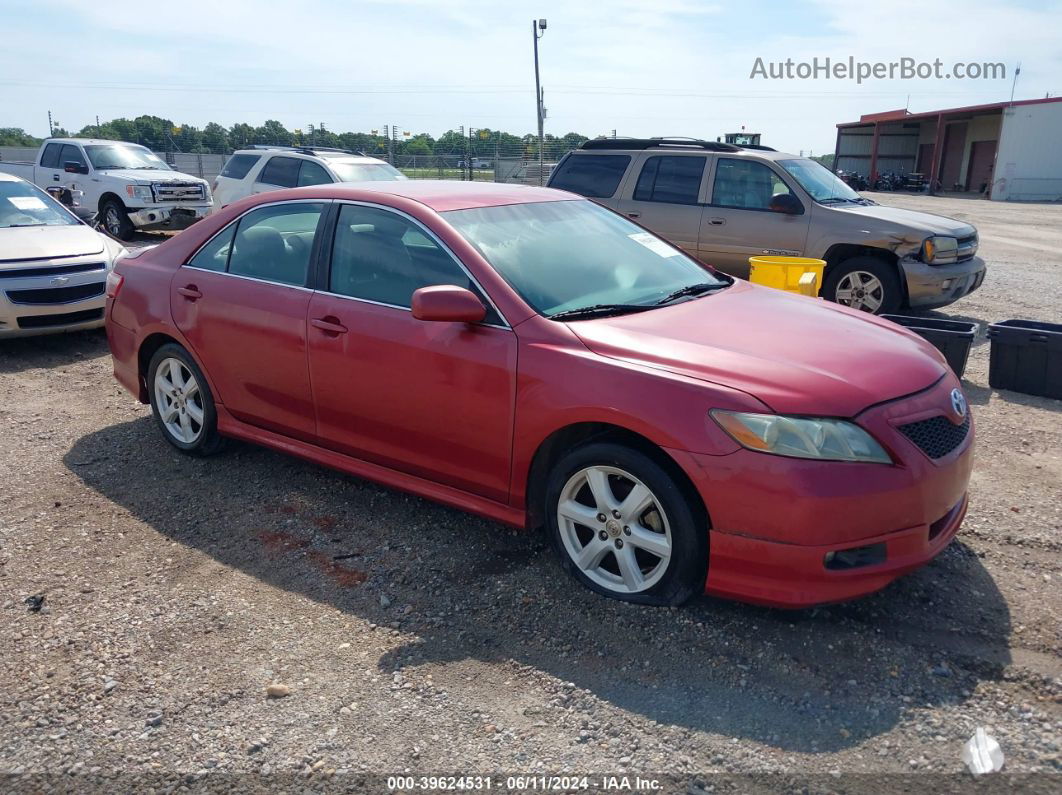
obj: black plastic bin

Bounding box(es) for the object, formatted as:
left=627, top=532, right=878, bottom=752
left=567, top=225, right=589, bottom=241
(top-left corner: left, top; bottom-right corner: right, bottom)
left=880, top=315, right=977, bottom=378
left=987, top=319, right=1062, bottom=400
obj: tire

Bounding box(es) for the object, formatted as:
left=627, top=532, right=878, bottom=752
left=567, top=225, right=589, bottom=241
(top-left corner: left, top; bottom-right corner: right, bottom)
left=545, top=442, right=707, bottom=606
left=147, top=344, right=224, bottom=456
left=100, top=197, right=135, bottom=241
left=823, top=255, right=902, bottom=315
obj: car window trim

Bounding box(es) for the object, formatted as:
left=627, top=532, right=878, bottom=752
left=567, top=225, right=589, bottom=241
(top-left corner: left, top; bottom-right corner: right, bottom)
left=182, top=198, right=332, bottom=290
left=320, top=199, right=511, bottom=330
left=705, top=157, right=805, bottom=214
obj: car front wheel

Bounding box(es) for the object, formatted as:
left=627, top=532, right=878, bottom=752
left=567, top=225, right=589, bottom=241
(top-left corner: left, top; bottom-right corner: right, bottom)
left=822, top=255, right=902, bottom=314
left=147, top=344, right=224, bottom=456
left=546, top=442, right=707, bottom=606
left=100, top=197, right=135, bottom=241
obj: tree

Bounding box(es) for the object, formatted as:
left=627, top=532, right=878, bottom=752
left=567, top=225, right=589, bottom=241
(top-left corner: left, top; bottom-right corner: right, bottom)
left=254, top=119, right=292, bottom=146
left=228, top=123, right=255, bottom=150
left=0, top=127, right=42, bottom=146
left=201, top=122, right=229, bottom=154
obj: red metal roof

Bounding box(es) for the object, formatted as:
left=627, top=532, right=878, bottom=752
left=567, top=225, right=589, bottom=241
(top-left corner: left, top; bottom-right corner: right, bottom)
left=837, top=96, right=1062, bottom=128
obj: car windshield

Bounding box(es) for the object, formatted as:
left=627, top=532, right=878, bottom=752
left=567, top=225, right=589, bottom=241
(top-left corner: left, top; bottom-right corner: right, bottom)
left=444, top=200, right=728, bottom=318
left=329, top=162, right=407, bottom=182
left=778, top=158, right=861, bottom=203
left=0, top=181, right=79, bottom=228
left=85, top=144, right=171, bottom=171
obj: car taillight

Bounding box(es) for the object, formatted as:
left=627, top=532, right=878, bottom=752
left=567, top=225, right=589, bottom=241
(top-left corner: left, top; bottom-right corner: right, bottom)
left=106, top=271, right=124, bottom=299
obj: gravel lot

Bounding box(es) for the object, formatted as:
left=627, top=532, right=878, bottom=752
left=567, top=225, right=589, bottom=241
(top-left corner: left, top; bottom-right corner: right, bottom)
left=1, top=194, right=1060, bottom=791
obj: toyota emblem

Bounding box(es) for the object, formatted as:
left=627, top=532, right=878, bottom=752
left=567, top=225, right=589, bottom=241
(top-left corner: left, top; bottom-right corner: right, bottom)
left=950, top=388, right=967, bottom=421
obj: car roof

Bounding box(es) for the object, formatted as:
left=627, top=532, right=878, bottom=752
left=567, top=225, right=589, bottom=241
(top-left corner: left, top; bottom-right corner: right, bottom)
left=232, top=148, right=389, bottom=165
left=570, top=145, right=798, bottom=162
left=320, top=180, right=577, bottom=212
left=45, top=138, right=147, bottom=147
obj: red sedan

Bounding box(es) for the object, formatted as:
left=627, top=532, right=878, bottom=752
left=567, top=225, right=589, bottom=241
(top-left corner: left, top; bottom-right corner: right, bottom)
left=105, top=181, right=973, bottom=607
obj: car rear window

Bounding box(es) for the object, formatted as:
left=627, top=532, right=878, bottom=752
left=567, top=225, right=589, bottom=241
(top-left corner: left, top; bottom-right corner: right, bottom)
left=547, top=154, right=631, bottom=198
left=220, top=154, right=262, bottom=180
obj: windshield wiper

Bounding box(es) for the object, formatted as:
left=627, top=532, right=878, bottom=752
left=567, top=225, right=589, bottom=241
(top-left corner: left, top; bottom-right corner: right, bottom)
left=7, top=223, right=47, bottom=227
left=818, top=196, right=852, bottom=204
left=549, top=303, right=655, bottom=321
left=654, top=281, right=729, bottom=305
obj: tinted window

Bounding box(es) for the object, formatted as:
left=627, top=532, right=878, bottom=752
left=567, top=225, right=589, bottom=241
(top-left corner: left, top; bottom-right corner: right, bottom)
left=40, top=143, right=62, bottom=168
left=187, top=225, right=235, bottom=272
left=547, top=154, right=631, bottom=198
left=219, top=154, right=261, bottom=180
left=329, top=204, right=500, bottom=323
left=633, top=156, right=705, bottom=204
left=297, top=160, right=332, bottom=187
left=712, top=158, right=796, bottom=210
left=227, top=202, right=325, bottom=286
left=59, top=144, right=87, bottom=169
left=258, top=156, right=300, bottom=188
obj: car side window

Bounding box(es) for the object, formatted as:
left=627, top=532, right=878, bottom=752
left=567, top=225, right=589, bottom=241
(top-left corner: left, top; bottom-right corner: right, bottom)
left=186, top=225, right=236, bottom=273
left=547, top=154, right=631, bottom=198
left=40, top=143, right=62, bottom=168
left=60, top=144, right=87, bottom=169
left=329, top=204, right=501, bottom=324
left=633, top=156, right=705, bottom=205
left=258, top=156, right=300, bottom=188
left=297, top=160, right=332, bottom=187
left=226, top=202, right=325, bottom=286
left=712, top=158, right=796, bottom=211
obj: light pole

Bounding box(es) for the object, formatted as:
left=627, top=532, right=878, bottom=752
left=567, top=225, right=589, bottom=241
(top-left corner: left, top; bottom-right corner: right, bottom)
left=532, top=18, right=547, bottom=185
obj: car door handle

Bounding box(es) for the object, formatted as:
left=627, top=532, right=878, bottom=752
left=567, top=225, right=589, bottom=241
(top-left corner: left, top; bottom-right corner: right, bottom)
left=53, top=174, right=60, bottom=181
left=626, top=211, right=641, bottom=218
left=311, top=317, right=348, bottom=335
left=707, top=217, right=725, bottom=225
left=177, top=285, right=202, bottom=300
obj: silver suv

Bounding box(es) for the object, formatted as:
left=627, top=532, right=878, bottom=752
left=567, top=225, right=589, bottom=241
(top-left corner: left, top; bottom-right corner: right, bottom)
left=548, top=138, right=985, bottom=314
left=212, top=146, right=406, bottom=211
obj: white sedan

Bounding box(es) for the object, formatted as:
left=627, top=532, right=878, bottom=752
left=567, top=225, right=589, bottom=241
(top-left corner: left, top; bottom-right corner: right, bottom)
left=0, top=172, right=126, bottom=337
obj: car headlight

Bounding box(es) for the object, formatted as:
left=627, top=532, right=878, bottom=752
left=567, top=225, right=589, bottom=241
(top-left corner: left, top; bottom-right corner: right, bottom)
left=711, top=410, right=892, bottom=464
left=922, top=235, right=958, bottom=265
left=126, top=185, right=154, bottom=201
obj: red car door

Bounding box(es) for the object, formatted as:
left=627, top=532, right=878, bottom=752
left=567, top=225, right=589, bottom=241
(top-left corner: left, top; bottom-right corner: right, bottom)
left=306, top=203, right=516, bottom=502
left=170, top=201, right=327, bottom=441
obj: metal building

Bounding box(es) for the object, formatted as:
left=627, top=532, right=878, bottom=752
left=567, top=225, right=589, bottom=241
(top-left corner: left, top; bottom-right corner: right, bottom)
left=833, top=97, right=1062, bottom=201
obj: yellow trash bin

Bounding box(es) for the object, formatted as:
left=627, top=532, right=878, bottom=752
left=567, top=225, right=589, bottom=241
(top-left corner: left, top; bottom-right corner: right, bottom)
left=748, top=256, right=825, bottom=297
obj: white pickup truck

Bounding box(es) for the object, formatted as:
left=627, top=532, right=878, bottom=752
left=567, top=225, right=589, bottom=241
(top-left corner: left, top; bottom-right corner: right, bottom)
left=0, top=138, right=212, bottom=240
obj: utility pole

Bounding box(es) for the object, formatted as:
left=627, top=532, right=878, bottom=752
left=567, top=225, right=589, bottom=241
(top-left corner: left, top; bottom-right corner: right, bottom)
left=532, top=19, right=547, bottom=185
left=1009, top=62, right=1022, bottom=104
left=389, top=125, right=397, bottom=164
left=48, top=110, right=54, bottom=136
left=468, top=126, right=474, bottom=181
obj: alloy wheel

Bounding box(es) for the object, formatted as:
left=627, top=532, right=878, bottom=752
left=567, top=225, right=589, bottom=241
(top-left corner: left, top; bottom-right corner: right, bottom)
left=153, top=358, right=204, bottom=444
left=556, top=465, right=672, bottom=594
left=105, top=206, right=123, bottom=237
left=835, top=270, right=885, bottom=313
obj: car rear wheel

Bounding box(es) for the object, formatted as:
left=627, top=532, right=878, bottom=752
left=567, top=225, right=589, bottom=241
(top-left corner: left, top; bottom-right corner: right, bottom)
left=823, top=256, right=902, bottom=314
left=546, top=442, right=707, bottom=606
left=147, top=344, right=224, bottom=456
left=100, top=197, right=135, bottom=241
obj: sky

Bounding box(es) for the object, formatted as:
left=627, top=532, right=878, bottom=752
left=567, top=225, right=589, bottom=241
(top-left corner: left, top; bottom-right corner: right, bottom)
left=1, top=0, right=1060, bottom=155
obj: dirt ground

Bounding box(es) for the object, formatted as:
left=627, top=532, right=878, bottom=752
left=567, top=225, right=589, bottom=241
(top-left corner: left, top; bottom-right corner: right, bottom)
left=1, top=194, right=1059, bottom=791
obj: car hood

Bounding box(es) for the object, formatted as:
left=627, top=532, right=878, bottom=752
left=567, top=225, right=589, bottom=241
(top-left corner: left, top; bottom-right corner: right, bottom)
left=0, top=224, right=105, bottom=263
left=567, top=282, right=947, bottom=417
left=831, top=203, right=976, bottom=238
left=97, top=169, right=205, bottom=184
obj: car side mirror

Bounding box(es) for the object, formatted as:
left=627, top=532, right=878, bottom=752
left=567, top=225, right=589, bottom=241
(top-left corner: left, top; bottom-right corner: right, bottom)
left=769, top=193, right=803, bottom=215
left=411, top=285, right=487, bottom=324
left=64, top=161, right=88, bottom=174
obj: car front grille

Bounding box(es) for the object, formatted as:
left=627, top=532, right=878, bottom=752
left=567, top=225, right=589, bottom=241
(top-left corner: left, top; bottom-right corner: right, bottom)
left=956, top=234, right=978, bottom=261
left=7, top=282, right=105, bottom=305
left=16, top=308, right=104, bottom=329
left=152, top=182, right=206, bottom=202
left=0, top=261, right=106, bottom=279
left=898, top=414, right=971, bottom=459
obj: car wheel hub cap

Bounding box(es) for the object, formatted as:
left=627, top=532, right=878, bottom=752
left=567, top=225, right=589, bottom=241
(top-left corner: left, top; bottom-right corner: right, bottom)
left=836, top=271, right=884, bottom=312
left=557, top=465, right=672, bottom=594
left=153, top=358, right=204, bottom=444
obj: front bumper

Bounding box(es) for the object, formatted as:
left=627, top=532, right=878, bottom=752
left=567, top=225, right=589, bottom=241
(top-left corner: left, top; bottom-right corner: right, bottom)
left=0, top=260, right=108, bottom=337
left=901, top=255, right=986, bottom=309
left=128, top=204, right=212, bottom=231
left=669, top=374, right=974, bottom=607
